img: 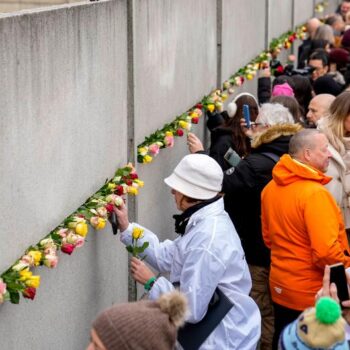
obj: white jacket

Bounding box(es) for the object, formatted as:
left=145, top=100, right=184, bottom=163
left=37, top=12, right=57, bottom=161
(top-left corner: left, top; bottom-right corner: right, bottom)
left=120, top=198, right=261, bottom=350
left=325, top=144, right=350, bottom=229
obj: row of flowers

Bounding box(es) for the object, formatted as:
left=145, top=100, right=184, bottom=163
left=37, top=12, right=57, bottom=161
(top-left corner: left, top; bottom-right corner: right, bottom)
left=0, top=164, right=143, bottom=305
left=136, top=2, right=329, bottom=164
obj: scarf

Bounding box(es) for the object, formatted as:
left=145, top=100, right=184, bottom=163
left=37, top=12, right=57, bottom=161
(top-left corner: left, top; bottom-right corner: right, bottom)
left=173, top=195, right=221, bottom=236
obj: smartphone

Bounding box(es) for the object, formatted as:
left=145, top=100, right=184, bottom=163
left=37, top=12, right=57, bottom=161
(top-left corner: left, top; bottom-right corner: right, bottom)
left=109, top=212, right=119, bottom=235
left=329, top=263, right=350, bottom=304
left=224, top=148, right=241, bottom=167
left=243, top=104, right=251, bottom=129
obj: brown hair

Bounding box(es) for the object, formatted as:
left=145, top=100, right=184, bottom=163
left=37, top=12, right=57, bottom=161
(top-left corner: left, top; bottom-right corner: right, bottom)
left=224, top=95, right=258, bottom=157
left=270, top=95, right=302, bottom=123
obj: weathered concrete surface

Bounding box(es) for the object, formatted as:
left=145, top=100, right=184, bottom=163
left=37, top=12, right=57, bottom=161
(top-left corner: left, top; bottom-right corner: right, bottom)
left=0, top=1, right=129, bottom=349
left=268, top=0, right=293, bottom=41
left=221, top=0, right=266, bottom=85
left=294, top=0, right=314, bottom=26
left=133, top=0, right=215, bottom=241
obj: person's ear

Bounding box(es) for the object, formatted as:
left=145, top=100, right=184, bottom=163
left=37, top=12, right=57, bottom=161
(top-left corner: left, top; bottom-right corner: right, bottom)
left=324, top=64, right=329, bottom=73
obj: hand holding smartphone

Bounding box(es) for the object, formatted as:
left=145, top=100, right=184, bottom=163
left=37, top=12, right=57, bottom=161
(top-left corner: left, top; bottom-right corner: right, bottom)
left=329, top=263, right=350, bottom=305
left=243, top=104, right=251, bottom=129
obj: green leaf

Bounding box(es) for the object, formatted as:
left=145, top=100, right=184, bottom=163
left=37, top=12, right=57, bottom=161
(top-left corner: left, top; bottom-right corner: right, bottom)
left=126, top=246, right=133, bottom=254
left=9, top=291, right=20, bottom=304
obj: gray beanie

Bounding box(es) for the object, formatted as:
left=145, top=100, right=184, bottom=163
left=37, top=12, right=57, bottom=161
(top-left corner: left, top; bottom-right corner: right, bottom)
left=92, top=291, right=187, bottom=350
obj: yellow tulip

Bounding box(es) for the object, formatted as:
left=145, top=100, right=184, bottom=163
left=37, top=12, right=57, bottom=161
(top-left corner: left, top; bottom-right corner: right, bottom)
left=143, top=155, right=153, bottom=164
left=96, top=218, right=106, bottom=230
left=132, top=227, right=144, bottom=240
left=26, top=275, right=40, bottom=288
left=134, top=179, right=144, bottom=188
left=207, top=104, right=215, bottom=113
left=127, top=186, right=138, bottom=195
left=19, top=269, right=32, bottom=281
left=28, top=251, right=42, bottom=266
left=75, top=222, right=88, bottom=237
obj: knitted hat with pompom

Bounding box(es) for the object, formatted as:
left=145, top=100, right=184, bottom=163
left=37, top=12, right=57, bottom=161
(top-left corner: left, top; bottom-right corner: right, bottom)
left=92, top=291, right=188, bottom=350
left=279, top=297, right=348, bottom=349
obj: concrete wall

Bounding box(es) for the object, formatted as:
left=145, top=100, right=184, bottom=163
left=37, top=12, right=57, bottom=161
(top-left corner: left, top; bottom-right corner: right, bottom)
left=0, top=1, right=130, bottom=349
left=0, top=0, right=340, bottom=349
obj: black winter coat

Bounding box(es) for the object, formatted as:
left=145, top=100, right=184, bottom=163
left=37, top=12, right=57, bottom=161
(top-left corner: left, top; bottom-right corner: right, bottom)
left=221, top=124, right=302, bottom=267
left=209, top=127, right=250, bottom=171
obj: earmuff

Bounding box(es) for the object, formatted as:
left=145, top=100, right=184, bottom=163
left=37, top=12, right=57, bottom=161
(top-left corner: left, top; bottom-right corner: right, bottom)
left=227, top=93, right=259, bottom=118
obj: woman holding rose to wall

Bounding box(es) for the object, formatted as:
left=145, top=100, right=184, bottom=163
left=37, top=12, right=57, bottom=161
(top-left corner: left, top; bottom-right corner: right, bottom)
left=114, top=153, right=261, bottom=350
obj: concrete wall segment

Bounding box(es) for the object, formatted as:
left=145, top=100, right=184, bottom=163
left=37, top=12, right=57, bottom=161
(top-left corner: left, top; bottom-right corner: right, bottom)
left=221, top=0, right=266, bottom=85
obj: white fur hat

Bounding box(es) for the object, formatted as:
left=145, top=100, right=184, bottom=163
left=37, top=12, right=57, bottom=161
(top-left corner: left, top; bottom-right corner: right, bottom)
left=227, top=92, right=259, bottom=118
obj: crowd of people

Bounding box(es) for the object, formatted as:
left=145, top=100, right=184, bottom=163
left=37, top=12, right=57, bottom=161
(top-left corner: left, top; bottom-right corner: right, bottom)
left=85, top=2, right=350, bottom=350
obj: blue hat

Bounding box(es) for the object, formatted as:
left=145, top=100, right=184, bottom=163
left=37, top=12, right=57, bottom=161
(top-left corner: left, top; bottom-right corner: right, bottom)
left=279, top=297, right=349, bottom=350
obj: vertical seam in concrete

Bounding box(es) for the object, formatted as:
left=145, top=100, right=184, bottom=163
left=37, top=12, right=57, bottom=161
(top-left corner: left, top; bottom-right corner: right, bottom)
left=291, top=0, right=295, bottom=55
left=216, top=0, right=222, bottom=88
left=127, top=0, right=137, bottom=302
left=313, top=0, right=316, bottom=16
left=265, top=0, right=270, bottom=49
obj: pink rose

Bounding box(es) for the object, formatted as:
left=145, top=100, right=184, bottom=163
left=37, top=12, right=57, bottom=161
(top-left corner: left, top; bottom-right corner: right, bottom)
left=61, top=243, right=75, bottom=255
left=0, top=280, right=7, bottom=295
left=164, top=135, right=174, bottom=148
left=75, top=235, right=85, bottom=248
left=57, top=228, right=69, bottom=238
left=44, top=254, right=58, bottom=268
left=148, top=143, right=160, bottom=155
left=23, top=287, right=36, bottom=300
left=20, top=254, right=35, bottom=267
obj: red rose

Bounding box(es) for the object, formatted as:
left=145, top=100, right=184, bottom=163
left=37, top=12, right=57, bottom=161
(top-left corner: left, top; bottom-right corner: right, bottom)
left=288, top=35, right=295, bottom=43
left=196, top=103, right=203, bottom=109
left=176, top=129, right=184, bottom=137
left=105, top=203, right=114, bottom=213
left=115, top=185, right=124, bottom=196
left=125, top=179, right=132, bottom=186
left=61, top=243, right=75, bottom=255
left=23, top=287, right=36, bottom=300
left=130, top=173, right=138, bottom=180
left=276, top=65, right=284, bottom=73
left=192, top=117, right=199, bottom=124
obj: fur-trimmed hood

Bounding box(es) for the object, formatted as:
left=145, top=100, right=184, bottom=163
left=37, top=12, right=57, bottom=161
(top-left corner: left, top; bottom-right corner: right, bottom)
left=251, top=123, right=302, bottom=149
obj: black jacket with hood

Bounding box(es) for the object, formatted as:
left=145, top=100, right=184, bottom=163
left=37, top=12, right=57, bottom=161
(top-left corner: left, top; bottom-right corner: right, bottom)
left=222, top=124, right=302, bottom=267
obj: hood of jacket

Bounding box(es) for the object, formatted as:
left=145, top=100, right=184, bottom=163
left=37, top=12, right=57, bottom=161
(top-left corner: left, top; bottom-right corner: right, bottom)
left=272, top=154, right=332, bottom=186
left=251, top=123, right=302, bottom=149
left=210, top=126, right=232, bottom=143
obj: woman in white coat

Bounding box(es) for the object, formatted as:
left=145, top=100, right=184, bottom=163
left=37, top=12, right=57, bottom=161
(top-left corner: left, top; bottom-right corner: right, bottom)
left=114, top=154, right=261, bottom=350
left=318, top=92, right=350, bottom=233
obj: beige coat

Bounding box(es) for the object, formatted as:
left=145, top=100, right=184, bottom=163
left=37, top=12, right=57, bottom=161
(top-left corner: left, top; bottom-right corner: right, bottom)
left=325, top=144, right=350, bottom=229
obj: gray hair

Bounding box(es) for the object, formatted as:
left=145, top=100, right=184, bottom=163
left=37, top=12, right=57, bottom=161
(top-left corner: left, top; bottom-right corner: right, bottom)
left=289, top=129, right=323, bottom=157
left=256, top=103, right=295, bottom=126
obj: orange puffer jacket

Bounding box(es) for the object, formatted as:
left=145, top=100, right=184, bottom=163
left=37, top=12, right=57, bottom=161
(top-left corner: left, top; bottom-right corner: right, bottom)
left=262, top=154, right=350, bottom=311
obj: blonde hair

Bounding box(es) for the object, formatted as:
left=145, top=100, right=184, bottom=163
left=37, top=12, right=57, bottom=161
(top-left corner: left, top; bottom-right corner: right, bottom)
left=318, top=91, right=350, bottom=153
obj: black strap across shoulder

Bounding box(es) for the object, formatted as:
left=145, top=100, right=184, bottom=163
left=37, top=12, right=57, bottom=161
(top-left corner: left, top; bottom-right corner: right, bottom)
left=260, top=152, right=281, bottom=163
left=173, top=283, right=234, bottom=350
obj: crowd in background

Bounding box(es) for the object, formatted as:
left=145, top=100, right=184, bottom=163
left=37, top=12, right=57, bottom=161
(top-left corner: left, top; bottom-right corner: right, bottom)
left=86, top=2, right=350, bottom=350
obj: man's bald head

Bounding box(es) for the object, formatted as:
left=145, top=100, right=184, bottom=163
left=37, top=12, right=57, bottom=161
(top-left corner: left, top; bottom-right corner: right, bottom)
left=307, top=18, right=322, bottom=39
left=306, top=94, right=335, bottom=126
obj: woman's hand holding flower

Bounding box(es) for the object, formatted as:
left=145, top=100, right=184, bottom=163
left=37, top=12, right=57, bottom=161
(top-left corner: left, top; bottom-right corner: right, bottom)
left=113, top=200, right=129, bottom=232
left=130, top=257, right=155, bottom=285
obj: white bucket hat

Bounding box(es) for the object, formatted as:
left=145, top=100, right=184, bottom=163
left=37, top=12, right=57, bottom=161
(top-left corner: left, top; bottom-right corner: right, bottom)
left=164, top=154, right=223, bottom=200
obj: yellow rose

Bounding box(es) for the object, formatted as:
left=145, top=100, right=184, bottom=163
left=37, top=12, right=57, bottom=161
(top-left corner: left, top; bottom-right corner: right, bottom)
left=190, top=111, right=199, bottom=118
left=178, top=120, right=191, bottom=131
left=26, top=275, right=40, bottom=288
left=246, top=74, right=254, bottom=80
left=143, top=155, right=153, bottom=164
left=127, top=186, right=138, bottom=195
left=28, top=251, right=42, bottom=266
left=108, top=183, right=116, bottom=190
left=165, top=131, right=173, bottom=137
left=19, top=269, right=32, bottom=281
left=207, top=104, right=215, bottom=113
left=96, top=218, right=106, bottom=230
left=221, top=93, right=228, bottom=102
left=134, top=179, right=144, bottom=188
left=138, top=147, right=148, bottom=156
left=132, top=227, right=144, bottom=240
left=75, top=222, right=88, bottom=237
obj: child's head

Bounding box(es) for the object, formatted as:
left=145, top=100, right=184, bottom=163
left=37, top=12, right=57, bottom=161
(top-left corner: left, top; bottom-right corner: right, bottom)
left=279, top=297, right=348, bottom=349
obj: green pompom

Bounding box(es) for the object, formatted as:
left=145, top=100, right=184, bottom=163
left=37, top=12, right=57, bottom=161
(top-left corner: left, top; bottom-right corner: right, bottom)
left=315, top=297, right=341, bottom=324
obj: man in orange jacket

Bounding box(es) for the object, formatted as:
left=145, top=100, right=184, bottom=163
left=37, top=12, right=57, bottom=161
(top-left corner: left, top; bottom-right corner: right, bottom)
left=261, top=129, right=350, bottom=350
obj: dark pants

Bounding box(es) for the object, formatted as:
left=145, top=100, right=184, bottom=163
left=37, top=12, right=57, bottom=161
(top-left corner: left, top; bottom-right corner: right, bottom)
left=272, top=302, right=301, bottom=350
